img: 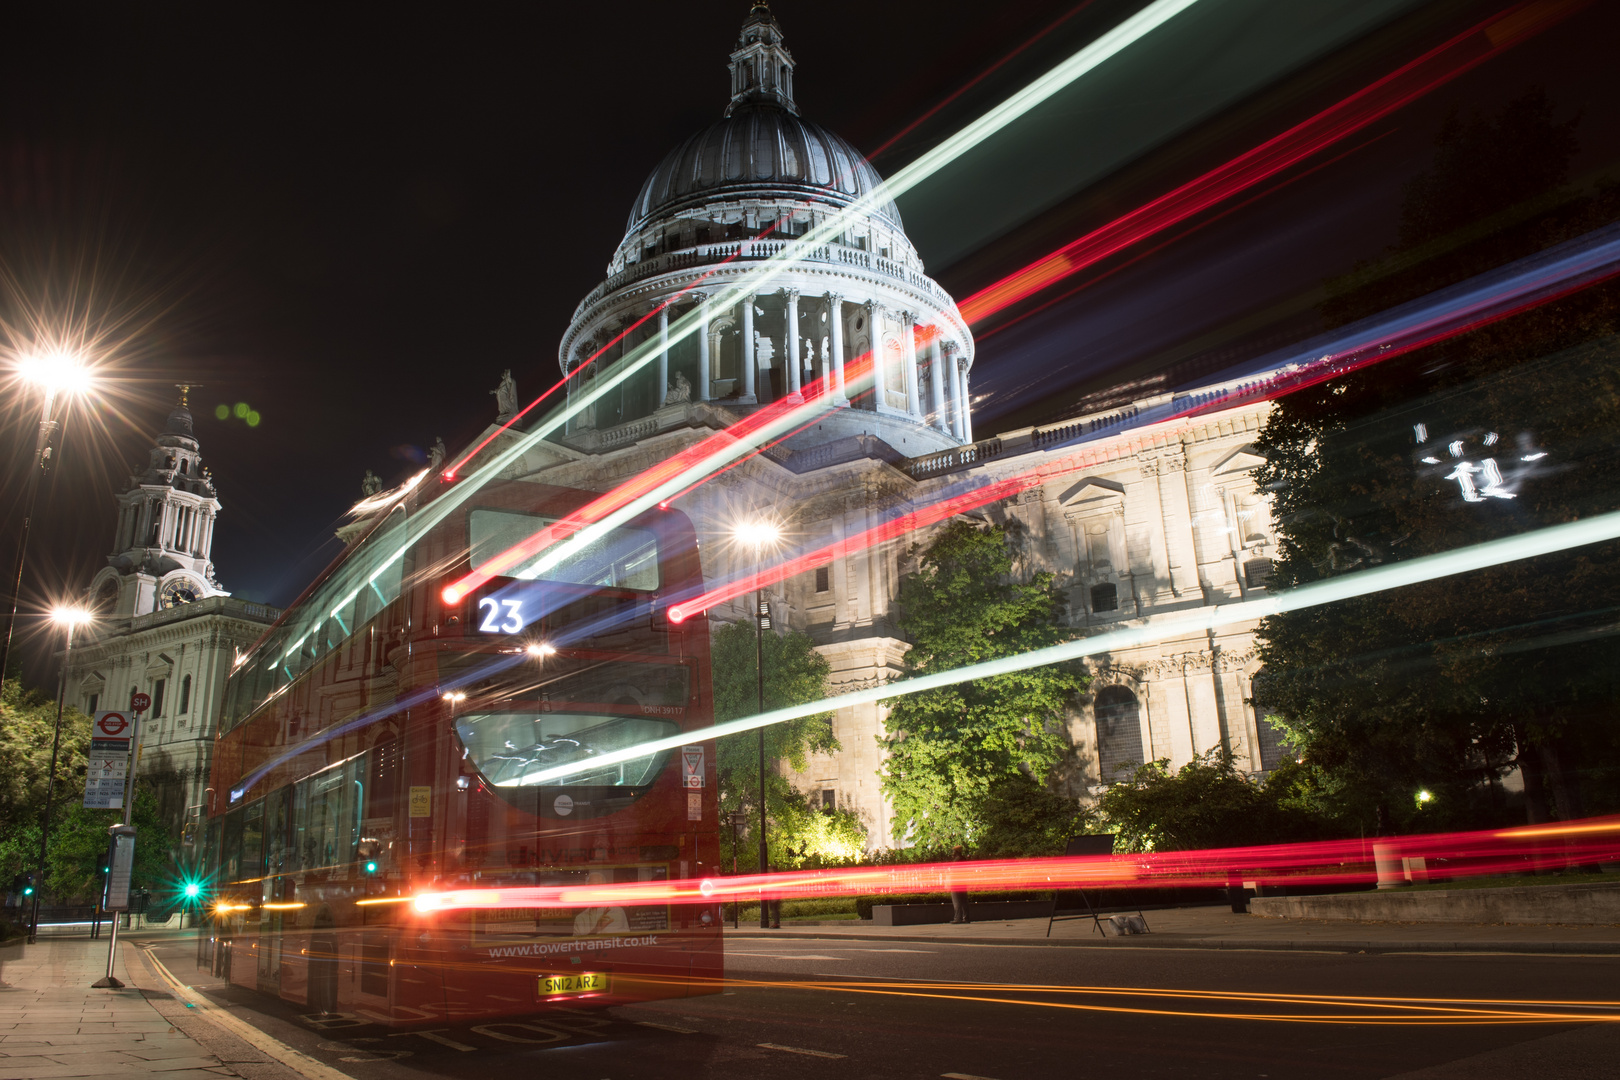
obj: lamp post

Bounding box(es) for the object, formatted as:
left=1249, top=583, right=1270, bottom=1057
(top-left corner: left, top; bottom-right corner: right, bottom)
left=734, top=521, right=779, bottom=929
left=27, top=606, right=93, bottom=944
left=1, top=350, right=94, bottom=698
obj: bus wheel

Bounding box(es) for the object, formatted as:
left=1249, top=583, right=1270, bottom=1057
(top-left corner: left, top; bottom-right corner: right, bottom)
left=308, top=935, right=338, bottom=1015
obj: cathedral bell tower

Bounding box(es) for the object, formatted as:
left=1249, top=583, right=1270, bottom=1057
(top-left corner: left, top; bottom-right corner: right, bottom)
left=90, top=385, right=227, bottom=618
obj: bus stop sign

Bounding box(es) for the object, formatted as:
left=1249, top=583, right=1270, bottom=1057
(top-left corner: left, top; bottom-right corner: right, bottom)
left=130, top=692, right=151, bottom=713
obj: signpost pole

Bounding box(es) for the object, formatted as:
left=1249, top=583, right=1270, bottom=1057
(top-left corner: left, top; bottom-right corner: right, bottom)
left=91, top=691, right=147, bottom=989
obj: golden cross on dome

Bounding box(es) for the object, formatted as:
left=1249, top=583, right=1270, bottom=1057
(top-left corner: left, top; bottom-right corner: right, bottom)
left=175, top=383, right=202, bottom=407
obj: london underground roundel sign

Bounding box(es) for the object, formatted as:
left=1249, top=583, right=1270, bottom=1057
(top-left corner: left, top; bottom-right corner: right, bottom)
left=96, top=712, right=130, bottom=737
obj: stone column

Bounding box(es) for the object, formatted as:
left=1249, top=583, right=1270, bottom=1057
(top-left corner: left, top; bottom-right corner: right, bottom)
left=900, top=313, right=921, bottom=417
left=741, top=294, right=757, bottom=404
left=960, top=363, right=974, bottom=442
left=827, top=293, right=847, bottom=405
left=657, top=304, right=670, bottom=408
left=927, top=332, right=947, bottom=432
left=784, top=288, right=801, bottom=396
left=865, top=300, right=887, bottom=411
left=944, top=344, right=965, bottom=440
left=694, top=293, right=711, bottom=401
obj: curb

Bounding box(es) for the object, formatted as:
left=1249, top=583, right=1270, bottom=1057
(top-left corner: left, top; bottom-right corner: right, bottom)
left=726, top=928, right=1620, bottom=955
left=129, top=941, right=354, bottom=1080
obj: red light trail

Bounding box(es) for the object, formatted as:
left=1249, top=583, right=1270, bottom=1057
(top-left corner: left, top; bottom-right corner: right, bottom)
left=957, top=0, right=1590, bottom=327
left=409, top=815, right=1620, bottom=913
left=441, top=218, right=783, bottom=481
left=442, top=0, right=1587, bottom=609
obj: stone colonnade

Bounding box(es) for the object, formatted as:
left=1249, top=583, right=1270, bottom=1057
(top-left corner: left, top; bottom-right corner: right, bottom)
left=568, top=287, right=973, bottom=441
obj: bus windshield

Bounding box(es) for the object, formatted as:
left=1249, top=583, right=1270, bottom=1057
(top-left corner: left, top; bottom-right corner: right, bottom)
left=451, top=656, right=690, bottom=794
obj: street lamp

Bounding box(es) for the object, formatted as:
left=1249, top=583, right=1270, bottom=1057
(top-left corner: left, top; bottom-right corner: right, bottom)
left=734, top=520, right=780, bottom=928
left=28, top=605, right=94, bottom=944
left=1, top=348, right=96, bottom=697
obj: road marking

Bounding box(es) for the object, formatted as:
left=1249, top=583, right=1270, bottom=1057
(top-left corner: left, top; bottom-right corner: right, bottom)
left=637, top=1021, right=699, bottom=1034
left=134, top=945, right=354, bottom=1080
left=943, top=1073, right=1001, bottom=1080
left=728, top=952, right=842, bottom=960
left=392, top=1029, right=477, bottom=1051
left=869, top=948, right=934, bottom=953
left=759, top=1042, right=847, bottom=1059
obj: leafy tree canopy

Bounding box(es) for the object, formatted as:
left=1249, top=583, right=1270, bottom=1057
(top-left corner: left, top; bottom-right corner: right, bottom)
left=710, top=620, right=865, bottom=868
left=0, top=678, right=177, bottom=904
left=1099, top=751, right=1326, bottom=853
left=880, top=520, right=1088, bottom=852
left=1256, top=87, right=1620, bottom=832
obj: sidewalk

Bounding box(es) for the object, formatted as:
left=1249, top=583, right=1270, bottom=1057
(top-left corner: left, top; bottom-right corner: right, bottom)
left=0, top=936, right=325, bottom=1080
left=725, top=904, right=1620, bottom=953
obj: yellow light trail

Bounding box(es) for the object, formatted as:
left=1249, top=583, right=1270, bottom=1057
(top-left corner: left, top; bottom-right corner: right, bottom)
left=643, top=974, right=1620, bottom=1027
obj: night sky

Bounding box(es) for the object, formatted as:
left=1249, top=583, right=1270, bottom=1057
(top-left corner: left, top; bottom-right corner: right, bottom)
left=3, top=0, right=1617, bottom=682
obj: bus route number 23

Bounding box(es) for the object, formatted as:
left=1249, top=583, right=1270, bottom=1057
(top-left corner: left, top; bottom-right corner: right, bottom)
left=477, top=597, right=525, bottom=634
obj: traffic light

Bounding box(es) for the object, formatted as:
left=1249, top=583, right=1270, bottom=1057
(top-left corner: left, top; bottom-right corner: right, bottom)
left=183, top=882, right=202, bottom=901
left=13, top=872, right=35, bottom=898
left=364, top=860, right=379, bottom=874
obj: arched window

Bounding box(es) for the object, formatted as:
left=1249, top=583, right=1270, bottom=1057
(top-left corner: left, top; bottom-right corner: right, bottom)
left=1094, top=685, right=1144, bottom=782
left=1090, top=583, right=1118, bottom=613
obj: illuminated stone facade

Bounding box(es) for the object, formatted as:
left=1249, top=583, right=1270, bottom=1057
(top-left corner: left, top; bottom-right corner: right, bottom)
left=499, top=5, right=1283, bottom=848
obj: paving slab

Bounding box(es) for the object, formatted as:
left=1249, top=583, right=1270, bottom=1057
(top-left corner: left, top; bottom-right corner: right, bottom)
left=0, top=937, right=319, bottom=1080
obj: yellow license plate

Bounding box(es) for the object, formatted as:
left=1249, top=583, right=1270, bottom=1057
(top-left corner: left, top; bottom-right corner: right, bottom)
left=540, top=972, right=609, bottom=997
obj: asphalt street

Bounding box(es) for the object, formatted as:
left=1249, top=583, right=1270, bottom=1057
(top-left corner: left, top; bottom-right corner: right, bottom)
left=138, top=932, right=1620, bottom=1079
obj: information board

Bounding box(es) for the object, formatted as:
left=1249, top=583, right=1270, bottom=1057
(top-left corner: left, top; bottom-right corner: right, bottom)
left=103, top=826, right=137, bottom=912
left=84, top=712, right=135, bottom=809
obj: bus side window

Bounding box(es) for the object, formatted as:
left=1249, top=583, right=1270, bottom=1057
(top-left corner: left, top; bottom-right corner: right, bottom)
left=241, top=801, right=265, bottom=880
left=291, top=777, right=312, bottom=871
left=264, top=787, right=291, bottom=877
left=221, top=805, right=245, bottom=882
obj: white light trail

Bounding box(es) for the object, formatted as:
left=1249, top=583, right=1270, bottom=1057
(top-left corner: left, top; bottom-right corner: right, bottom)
left=253, top=0, right=1207, bottom=661
left=514, top=509, right=1620, bottom=786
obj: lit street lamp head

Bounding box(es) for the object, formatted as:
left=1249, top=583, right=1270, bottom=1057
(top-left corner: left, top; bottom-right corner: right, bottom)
left=17, top=349, right=95, bottom=398
left=49, top=606, right=94, bottom=629
left=735, top=521, right=781, bottom=550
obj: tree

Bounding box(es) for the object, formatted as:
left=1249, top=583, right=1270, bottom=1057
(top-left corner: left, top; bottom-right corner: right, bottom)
left=1099, top=751, right=1324, bottom=853
left=975, top=774, right=1097, bottom=857
left=880, top=520, right=1088, bottom=852
left=1255, top=88, right=1620, bottom=832
left=710, top=620, right=865, bottom=868
left=46, top=787, right=176, bottom=903
left=0, top=678, right=178, bottom=905
left=0, top=678, right=90, bottom=889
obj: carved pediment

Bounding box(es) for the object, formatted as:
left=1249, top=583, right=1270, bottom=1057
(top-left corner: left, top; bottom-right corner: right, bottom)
left=1213, top=445, right=1267, bottom=476
left=1059, top=477, right=1125, bottom=516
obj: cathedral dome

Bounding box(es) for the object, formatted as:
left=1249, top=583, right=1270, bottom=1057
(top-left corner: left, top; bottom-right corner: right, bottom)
left=625, top=104, right=902, bottom=235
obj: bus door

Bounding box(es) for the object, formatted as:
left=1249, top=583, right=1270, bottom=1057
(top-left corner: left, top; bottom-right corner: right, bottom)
left=257, top=877, right=287, bottom=992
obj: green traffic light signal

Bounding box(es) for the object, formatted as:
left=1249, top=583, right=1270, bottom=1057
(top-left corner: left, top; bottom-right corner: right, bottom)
left=364, top=861, right=378, bottom=874
left=183, top=882, right=202, bottom=899
left=21, top=885, right=33, bottom=896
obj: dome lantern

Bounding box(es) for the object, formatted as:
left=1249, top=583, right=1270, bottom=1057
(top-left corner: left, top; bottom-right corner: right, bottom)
left=556, top=3, right=977, bottom=457
left=727, top=2, right=797, bottom=117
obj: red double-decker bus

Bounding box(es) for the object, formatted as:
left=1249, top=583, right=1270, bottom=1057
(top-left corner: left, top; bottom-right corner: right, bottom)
left=201, top=477, right=722, bottom=1022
